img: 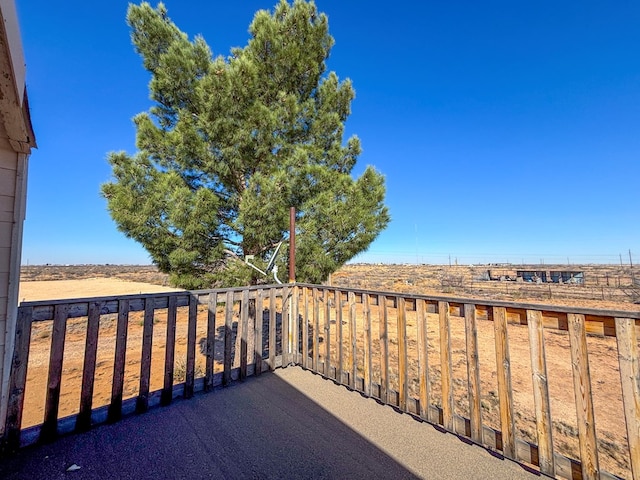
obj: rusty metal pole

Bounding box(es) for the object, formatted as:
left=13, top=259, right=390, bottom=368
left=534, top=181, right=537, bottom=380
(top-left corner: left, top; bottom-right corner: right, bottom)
left=289, top=207, right=296, bottom=283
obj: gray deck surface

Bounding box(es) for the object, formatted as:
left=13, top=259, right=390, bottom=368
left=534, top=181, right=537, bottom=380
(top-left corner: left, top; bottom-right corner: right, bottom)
left=1, top=366, right=542, bottom=479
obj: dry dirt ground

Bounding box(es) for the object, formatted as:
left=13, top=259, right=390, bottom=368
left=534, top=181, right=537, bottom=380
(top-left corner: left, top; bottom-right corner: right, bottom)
left=18, top=278, right=181, bottom=302
left=17, top=264, right=640, bottom=479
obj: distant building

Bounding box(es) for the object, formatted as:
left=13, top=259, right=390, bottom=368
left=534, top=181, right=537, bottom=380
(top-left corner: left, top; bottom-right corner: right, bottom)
left=549, top=271, right=584, bottom=284
left=483, top=268, right=585, bottom=285
left=517, top=270, right=548, bottom=283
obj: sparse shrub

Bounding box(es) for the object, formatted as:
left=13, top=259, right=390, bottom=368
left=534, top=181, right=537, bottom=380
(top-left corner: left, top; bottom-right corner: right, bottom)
left=173, top=356, right=205, bottom=383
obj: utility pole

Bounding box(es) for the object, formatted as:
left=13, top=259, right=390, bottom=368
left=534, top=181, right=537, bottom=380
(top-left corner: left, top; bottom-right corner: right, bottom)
left=289, top=207, right=296, bottom=283
left=414, top=223, right=418, bottom=265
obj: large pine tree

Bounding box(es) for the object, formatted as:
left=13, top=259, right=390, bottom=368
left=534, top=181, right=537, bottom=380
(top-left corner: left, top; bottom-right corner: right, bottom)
left=102, top=0, right=390, bottom=288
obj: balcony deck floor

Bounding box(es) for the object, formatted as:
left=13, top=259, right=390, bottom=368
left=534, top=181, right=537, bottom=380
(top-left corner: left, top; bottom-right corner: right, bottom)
left=1, top=366, right=542, bottom=479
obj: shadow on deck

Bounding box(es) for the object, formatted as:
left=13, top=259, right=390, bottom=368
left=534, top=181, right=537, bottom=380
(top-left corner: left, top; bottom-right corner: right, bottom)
left=1, top=366, right=538, bottom=480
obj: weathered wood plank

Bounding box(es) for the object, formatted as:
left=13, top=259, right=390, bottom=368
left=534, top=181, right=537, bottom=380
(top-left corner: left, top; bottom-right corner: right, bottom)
left=184, top=294, right=198, bottom=398
left=240, top=289, right=249, bottom=380
left=349, top=291, right=358, bottom=390
left=336, top=289, right=343, bottom=382
left=615, top=317, right=640, bottom=480
left=24, top=288, right=640, bottom=323
left=282, top=286, right=290, bottom=366
left=254, top=289, right=263, bottom=376
left=246, top=294, right=256, bottom=374
left=223, top=291, right=234, bottom=385
left=4, top=305, right=33, bottom=449
left=465, top=303, right=482, bottom=444
left=76, top=301, right=101, bottom=431
left=324, top=289, right=331, bottom=377
left=28, top=294, right=191, bottom=322
left=584, top=315, right=616, bottom=337
left=269, top=288, right=276, bottom=370
left=230, top=292, right=241, bottom=367
left=527, top=309, right=555, bottom=476
left=379, top=295, right=389, bottom=404
left=313, top=288, right=320, bottom=372
left=205, top=292, right=217, bottom=390
left=398, top=297, right=408, bottom=411
left=301, top=287, right=309, bottom=369
left=439, top=301, right=454, bottom=431
left=41, top=304, right=69, bottom=442
left=363, top=293, right=372, bottom=397
left=291, top=286, right=299, bottom=364
left=108, top=300, right=129, bottom=423
left=493, top=306, right=515, bottom=459
left=136, top=298, right=154, bottom=413
left=417, top=298, right=430, bottom=421
left=483, top=420, right=582, bottom=479
left=568, top=313, right=599, bottom=480
left=161, top=296, right=177, bottom=406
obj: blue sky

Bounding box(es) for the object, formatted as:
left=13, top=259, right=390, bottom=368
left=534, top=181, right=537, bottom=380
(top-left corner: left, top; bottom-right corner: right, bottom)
left=15, top=1, right=640, bottom=266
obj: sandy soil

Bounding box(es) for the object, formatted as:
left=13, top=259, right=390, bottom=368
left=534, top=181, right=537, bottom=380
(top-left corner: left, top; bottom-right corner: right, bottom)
left=19, top=278, right=182, bottom=302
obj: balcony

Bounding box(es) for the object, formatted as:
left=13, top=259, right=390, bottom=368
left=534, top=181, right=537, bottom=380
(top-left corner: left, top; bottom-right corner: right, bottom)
left=1, top=284, right=639, bottom=479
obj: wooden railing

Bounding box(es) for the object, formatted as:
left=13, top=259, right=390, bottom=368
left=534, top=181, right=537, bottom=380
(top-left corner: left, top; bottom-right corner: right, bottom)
left=3, top=283, right=639, bottom=480
left=290, top=285, right=640, bottom=480
left=3, top=285, right=291, bottom=449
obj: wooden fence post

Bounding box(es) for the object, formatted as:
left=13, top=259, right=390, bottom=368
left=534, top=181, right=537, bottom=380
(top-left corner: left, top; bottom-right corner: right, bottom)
left=363, top=293, right=372, bottom=397
left=397, top=297, right=408, bottom=411
left=40, top=304, right=69, bottom=442
left=349, top=291, right=358, bottom=390
left=291, top=286, right=299, bottom=364
left=108, top=299, right=130, bottom=424
left=240, top=289, right=250, bottom=380
left=493, top=306, right=515, bottom=458
left=205, top=292, right=218, bottom=390
left=568, top=313, right=599, bottom=480
left=417, top=298, right=431, bottom=421
left=161, top=295, right=177, bottom=406
left=465, top=303, right=482, bottom=444
left=336, top=289, right=343, bottom=383
left=3, top=305, right=33, bottom=450
left=312, top=288, right=320, bottom=372
left=527, top=309, right=555, bottom=476
left=301, top=287, right=309, bottom=369
left=269, top=288, right=276, bottom=371
left=76, top=301, right=101, bottom=431
left=184, top=294, right=198, bottom=398
left=439, top=301, right=453, bottom=431
left=616, top=317, right=639, bottom=480
left=136, top=297, right=155, bottom=412
left=254, top=289, right=263, bottom=376
left=282, top=286, right=290, bottom=366
left=379, top=295, right=389, bottom=404
left=223, top=291, right=234, bottom=385
left=324, top=289, right=331, bottom=377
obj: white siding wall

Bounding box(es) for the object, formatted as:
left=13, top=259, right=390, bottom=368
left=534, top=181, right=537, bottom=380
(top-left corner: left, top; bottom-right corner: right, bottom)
left=0, top=146, right=27, bottom=436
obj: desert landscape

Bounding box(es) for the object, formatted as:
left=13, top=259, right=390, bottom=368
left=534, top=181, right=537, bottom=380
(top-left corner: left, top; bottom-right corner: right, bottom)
left=17, top=263, right=640, bottom=478
left=20, top=262, right=639, bottom=308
